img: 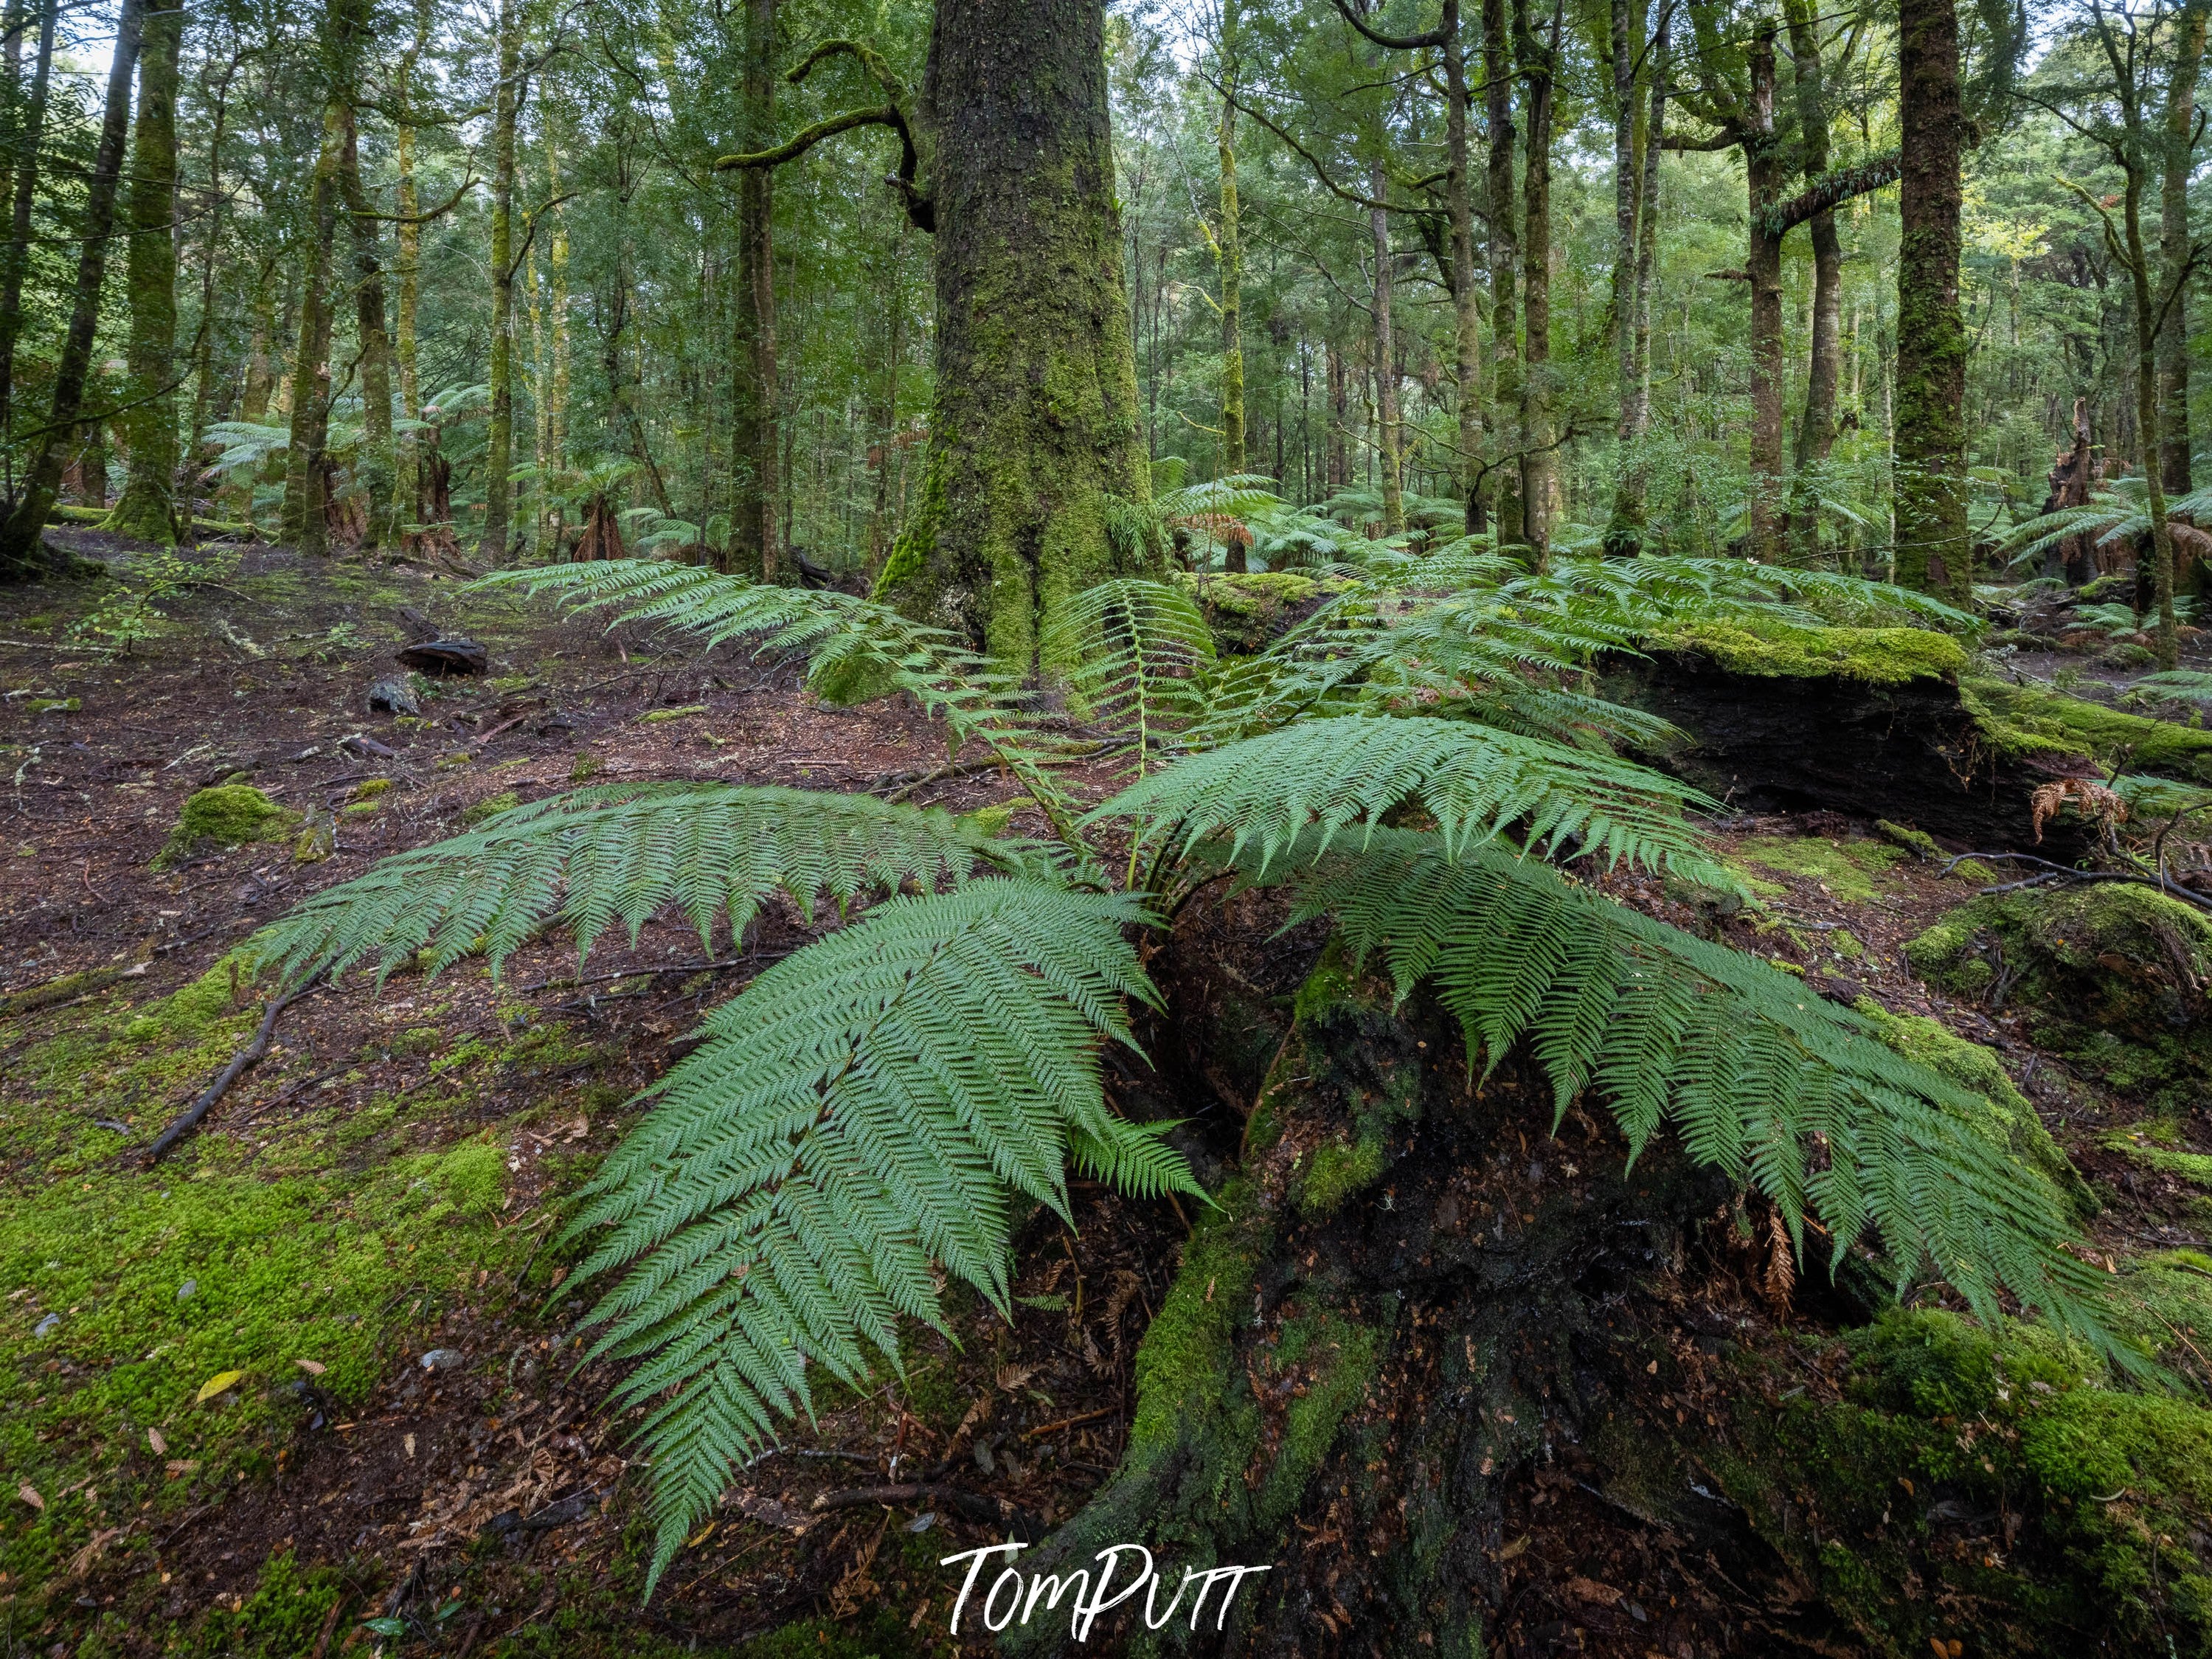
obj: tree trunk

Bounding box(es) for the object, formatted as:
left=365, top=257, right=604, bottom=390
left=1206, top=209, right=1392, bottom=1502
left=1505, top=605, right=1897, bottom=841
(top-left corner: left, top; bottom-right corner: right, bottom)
left=0, top=0, right=145, bottom=581
left=1432, top=1, right=1481, bottom=539
left=0, top=0, right=55, bottom=445
left=103, top=0, right=182, bottom=546
left=864, top=216, right=906, bottom=576
left=2160, top=1, right=2206, bottom=499
left=184, top=47, right=240, bottom=534
left=1368, top=159, right=1404, bottom=538
left=1785, top=0, right=1842, bottom=503
left=2045, top=398, right=2095, bottom=587
left=395, top=0, right=429, bottom=530
left=1893, top=0, right=1969, bottom=600
left=1612, top=8, right=1667, bottom=553
left=1516, top=0, right=1561, bottom=567
left=1744, top=24, right=1786, bottom=564
left=2123, top=148, right=2182, bottom=665
left=280, top=99, right=343, bottom=555
left=1019, top=926, right=1738, bottom=1656
left=479, top=0, right=521, bottom=566
left=876, top=0, right=1157, bottom=671
left=732, top=0, right=781, bottom=581
left=1218, top=0, right=1245, bottom=500
left=339, top=107, right=398, bottom=550
left=1483, top=0, right=1522, bottom=546
left=1325, top=337, right=1348, bottom=493
left=1605, top=0, right=1642, bottom=555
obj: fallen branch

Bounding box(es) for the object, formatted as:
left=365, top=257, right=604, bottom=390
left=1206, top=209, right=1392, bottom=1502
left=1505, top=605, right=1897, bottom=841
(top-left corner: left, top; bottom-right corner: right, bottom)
left=808, top=1481, right=1042, bottom=1538
left=144, top=983, right=313, bottom=1162
left=1938, top=850, right=2212, bottom=913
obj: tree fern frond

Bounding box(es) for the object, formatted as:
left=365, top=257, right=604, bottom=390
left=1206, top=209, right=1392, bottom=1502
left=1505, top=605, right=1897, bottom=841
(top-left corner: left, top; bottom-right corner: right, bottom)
left=472, top=561, right=1085, bottom=848
left=561, top=881, right=1197, bottom=1593
left=1265, top=830, right=2115, bottom=1350
left=240, top=783, right=1051, bottom=986
left=1040, top=578, right=1216, bottom=775
left=1091, top=714, right=1714, bottom=875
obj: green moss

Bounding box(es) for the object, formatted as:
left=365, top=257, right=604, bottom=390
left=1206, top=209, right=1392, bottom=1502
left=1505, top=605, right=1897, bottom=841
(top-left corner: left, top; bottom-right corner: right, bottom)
left=351, top=777, right=395, bottom=800
left=735, top=1609, right=916, bottom=1658
left=638, top=704, right=707, bottom=724
left=1298, top=1132, right=1386, bottom=1219
left=1853, top=999, right=2095, bottom=1219
left=1709, top=1309, right=2212, bottom=1652
left=0, top=964, right=128, bottom=1018
left=1963, top=676, right=2212, bottom=782
left=1657, top=617, right=1968, bottom=684
left=153, top=785, right=295, bottom=867
left=1129, top=1180, right=1267, bottom=1457
left=461, top=790, right=521, bottom=826
left=1253, top=1315, right=1379, bottom=1526
left=1905, top=886, right=2212, bottom=1100
left=1875, top=818, right=1942, bottom=861
left=0, top=969, right=537, bottom=1592
left=2102, top=1124, right=2212, bottom=1186
left=1733, top=836, right=1908, bottom=903
left=181, top=1551, right=347, bottom=1658
left=1175, top=570, right=1351, bottom=654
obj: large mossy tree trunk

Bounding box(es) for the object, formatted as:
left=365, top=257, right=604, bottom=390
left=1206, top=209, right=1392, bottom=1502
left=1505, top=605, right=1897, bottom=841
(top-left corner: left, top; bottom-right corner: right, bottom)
left=0, top=0, right=57, bottom=443
left=874, top=0, right=1156, bottom=671
left=1482, top=0, right=1522, bottom=547
left=479, top=0, right=521, bottom=566
left=103, top=0, right=182, bottom=547
left=0, top=0, right=145, bottom=583
left=1893, top=0, right=1969, bottom=601
left=2160, top=0, right=2206, bottom=499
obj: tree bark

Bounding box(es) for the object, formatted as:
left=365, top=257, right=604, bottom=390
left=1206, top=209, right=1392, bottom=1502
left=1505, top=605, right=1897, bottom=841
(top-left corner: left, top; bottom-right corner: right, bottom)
left=1516, top=0, right=1561, bottom=566
left=1785, top=0, right=1842, bottom=491
left=732, top=0, right=781, bottom=581
left=103, top=0, right=182, bottom=546
left=0, top=0, right=54, bottom=446
left=1612, top=7, right=1667, bottom=553
left=2160, top=0, right=2206, bottom=498
left=479, top=0, right=522, bottom=566
left=339, top=106, right=398, bottom=550
left=875, top=0, right=1157, bottom=671
left=395, top=0, right=429, bottom=529
left=184, top=44, right=240, bottom=534
left=1483, top=0, right=1522, bottom=546
left=280, top=100, right=343, bottom=555
left=1326, top=337, right=1348, bottom=493
left=1369, top=159, right=1404, bottom=538
left=1893, top=0, right=1970, bottom=600
left=1744, top=24, right=1786, bottom=564
left=0, top=0, right=145, bottom=581
left=1605, top=0, right=1643, bottom=555
left=1218, top=0, right=1246, bottom=498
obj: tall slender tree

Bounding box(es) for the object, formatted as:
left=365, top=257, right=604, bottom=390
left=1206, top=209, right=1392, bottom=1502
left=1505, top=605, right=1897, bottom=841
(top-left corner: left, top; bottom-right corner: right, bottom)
left=730, top=0, right=780, bottom=579
left=105, top=0, right=184, bottom=546
left=0, top=0, right=147, bottom=580
left=2160, top=0, right=2207, bottom=495
left=479, top=0, right=522, bottom=564
left=0, top=0, right=58, bottom=444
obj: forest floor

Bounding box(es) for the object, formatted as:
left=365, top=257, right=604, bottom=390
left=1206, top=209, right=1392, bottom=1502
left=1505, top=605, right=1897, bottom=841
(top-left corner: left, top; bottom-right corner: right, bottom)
left=1, top=535, right=2208, bottom=1658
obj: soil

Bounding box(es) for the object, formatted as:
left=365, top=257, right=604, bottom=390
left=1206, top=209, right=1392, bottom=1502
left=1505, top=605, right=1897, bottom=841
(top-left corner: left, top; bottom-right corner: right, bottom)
left=1, top=536, right=2207, bottom=1658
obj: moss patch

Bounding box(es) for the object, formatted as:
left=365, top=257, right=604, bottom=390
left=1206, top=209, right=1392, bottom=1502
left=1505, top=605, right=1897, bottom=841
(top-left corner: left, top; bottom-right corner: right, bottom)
left=1904, top=885, right=2212, bottom=1101
left=1657, top=618, right=1968, bottom=685
left=1178, top=570, right=1351, bottom=654
left=153, top=785, right=295, bottom=867
left=1963, top=676, right=2212, bottom=782
left=1733, top=836, right=1908, bottom=903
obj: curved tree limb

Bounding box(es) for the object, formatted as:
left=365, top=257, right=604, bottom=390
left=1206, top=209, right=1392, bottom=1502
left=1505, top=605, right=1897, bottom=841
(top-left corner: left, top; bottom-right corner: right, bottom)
left=713, top=36, right=933, bottom=231
left=715, top=105, right=901, bottom=173
left=1329, top=0, right=1452, bottom=50
left=1753, top=149, right=1901, bottom=238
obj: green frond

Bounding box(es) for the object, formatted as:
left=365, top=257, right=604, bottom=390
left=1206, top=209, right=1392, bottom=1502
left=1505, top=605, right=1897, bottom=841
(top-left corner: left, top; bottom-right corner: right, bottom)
left=2135, top=670, right=2212, bottom=707
left=1089, top=713, right=1714, bottom=874
left=471, top=561, right=1085, bottom=848
left=1263, top=829, right=2115, bottom=1349
left=560, top=880, right=1196, bottom=1593
left=1040, top=578, right=1216, bottom=775
left=240, top=783, right=1052, bottom=986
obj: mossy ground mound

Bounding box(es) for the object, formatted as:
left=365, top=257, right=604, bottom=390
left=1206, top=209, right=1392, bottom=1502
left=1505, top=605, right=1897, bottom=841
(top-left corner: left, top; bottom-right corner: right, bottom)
left=1710, top=1309, right=2212, bottom=1655
left=1177, top=569, right=1351, bottom=653
left=153, top=784, right=297, bottom=867
left=1963, top=676, right=2212, bottom=782
left=1658, top=617, right=1969, bottom=684
left=1905, top=884, right=2212, bottom=1101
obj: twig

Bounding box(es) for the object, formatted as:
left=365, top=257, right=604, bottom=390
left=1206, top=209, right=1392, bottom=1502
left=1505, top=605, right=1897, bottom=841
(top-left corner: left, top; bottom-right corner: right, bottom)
left=145, top=984, right=313, bottom=1161
left=305, top=1591, right=352, bottom=1659
left=872, top=757, right=1008, bottom=803
left=513, top=957, right=750, bottom=994
left=1023, top=1407, right=1117, bottom=1441
left=808, top=1482, right=1041, bottom=1537
left=1939, top=851, right=2212, bottom=912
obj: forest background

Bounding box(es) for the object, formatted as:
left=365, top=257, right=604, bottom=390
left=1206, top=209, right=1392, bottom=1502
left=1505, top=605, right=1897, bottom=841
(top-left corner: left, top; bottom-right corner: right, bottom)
left=0, top=0, right=2185, bottom=609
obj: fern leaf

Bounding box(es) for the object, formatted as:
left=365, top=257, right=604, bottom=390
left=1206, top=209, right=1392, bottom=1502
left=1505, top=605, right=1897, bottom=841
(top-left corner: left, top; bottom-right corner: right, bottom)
left=561, top=879, right=1196, bottom=1593
left=1266, top=829, right=2114, bottom=1351
left=1090, top=714, right=1714, bottom=875
left=242, top=783, right=1049, bottom=985
left=1040, top=578, right=1216, bottom=775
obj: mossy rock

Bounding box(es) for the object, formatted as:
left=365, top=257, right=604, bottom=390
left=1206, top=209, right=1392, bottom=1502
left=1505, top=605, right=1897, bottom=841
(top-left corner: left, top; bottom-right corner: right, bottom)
left=1705, top=1308, right=2212, bottom=1654
left=1853, top=998, right=2096, bottom=1221
left=1654, top=617, right=1969, bottom=685
left=1962, top=675, right=2212, bottom=783
left=1177, top=569, right=1350, bottom=654
left=1904, top=885, right=2212, bottom=1097
left=153, top=785, right=297, bottom=867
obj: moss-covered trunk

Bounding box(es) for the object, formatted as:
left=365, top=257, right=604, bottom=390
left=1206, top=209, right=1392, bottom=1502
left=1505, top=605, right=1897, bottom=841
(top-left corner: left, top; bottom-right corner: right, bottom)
left=1367, top=159, right=1404, bottom=538
left=875, top=0, right=1156, bottom=670
left=103, top=0, right=181, bottom=547
left=1893, top=0, right=1969, bottom=600
left=1516, top=0, right=1559, bottom=565
left=0, top=0, right=144, bottom=583
left=1020, top=942, right=1737, bottom=1655
left=731, top=0, right=780, bottom=581
left=279, top=100, right=342, bottom=557
left=1217, top=0, right=1246, bottom=499
left=2160, top=1, right=2205, bottom=499
left=479, top=0, right=521, bottom=566
left=338, top=106, right=398, bottom=552
left=0, top=0, right=57, bottom=444
left=1743, top=24, right=1786, bottom=564
left=1784, top=0, right=1841, bottom=494
left=1483, top=0, right=1522, bottom=547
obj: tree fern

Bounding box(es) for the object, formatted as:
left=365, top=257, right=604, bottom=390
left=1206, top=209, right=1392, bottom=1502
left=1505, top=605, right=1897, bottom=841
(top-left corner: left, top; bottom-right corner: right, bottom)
left=1263, top=828, right=2115, bottom=1347
left=1091, top=713, right=1716, bottom=875
left=475, top=561, right=1085, bottom=846
left=557, top=880, right=1197, bottom=1590
left=243, top=783, right=1049, bottom=986
left=1039, top=577, right=1215, bottom=775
